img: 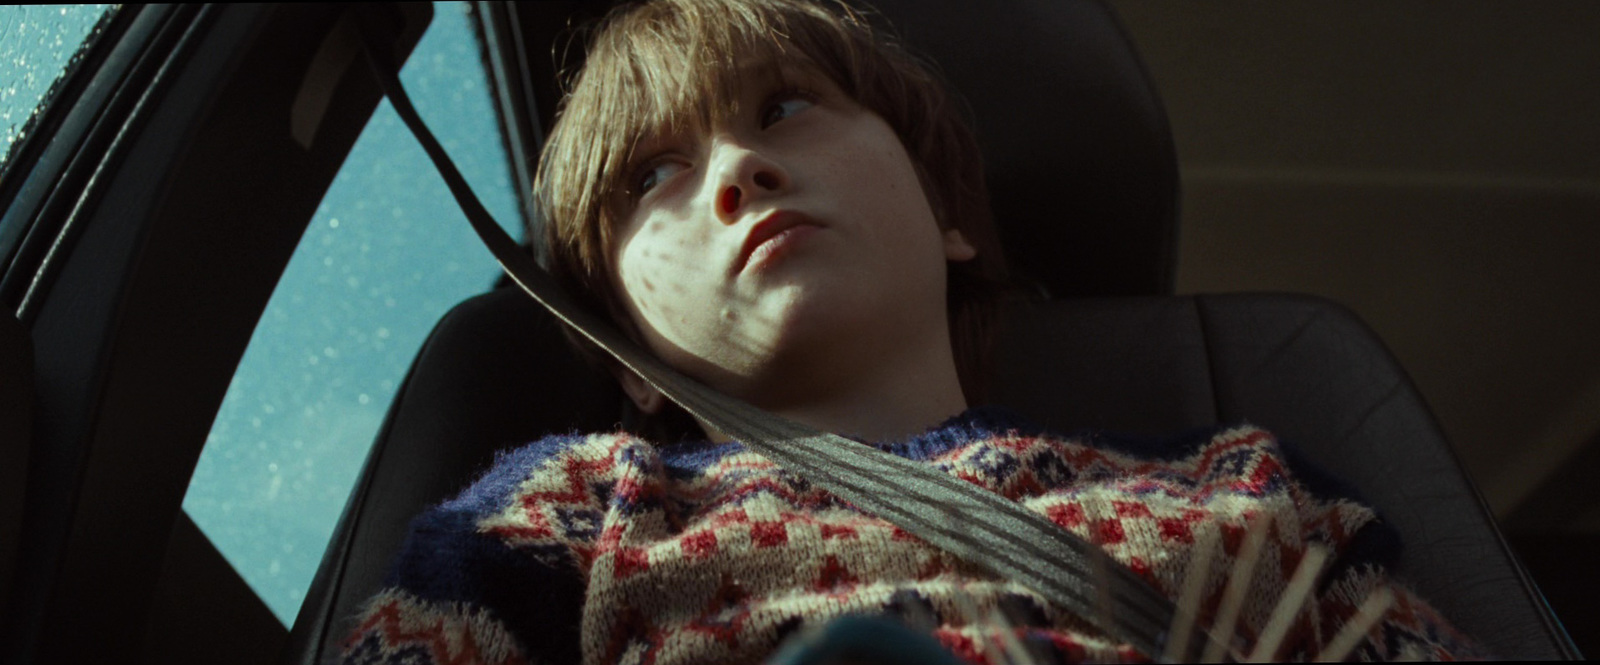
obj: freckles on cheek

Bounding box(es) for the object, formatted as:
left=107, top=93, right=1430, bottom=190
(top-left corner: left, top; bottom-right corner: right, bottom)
left=614, top=233, right=655, bottom=317
left=621, top=268, right=649, bottom=306
left=617, top=224, right=697, bottom=330
left=620, top=253, right=664, bottom=318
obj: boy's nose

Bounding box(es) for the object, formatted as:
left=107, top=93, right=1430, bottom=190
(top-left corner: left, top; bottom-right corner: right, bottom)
left=712, top=144, right=787, bottom=223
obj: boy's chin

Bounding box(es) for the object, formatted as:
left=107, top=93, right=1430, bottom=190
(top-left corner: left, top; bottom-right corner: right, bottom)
left=746, top=288, right=875, bottom=346
left=751, top=303, right=917, bottom=371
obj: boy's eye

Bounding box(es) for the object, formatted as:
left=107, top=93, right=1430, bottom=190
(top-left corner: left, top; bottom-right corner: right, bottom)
left=760, top=91, right=816, bottom=129
left=634, top=159, right=686, bottom=197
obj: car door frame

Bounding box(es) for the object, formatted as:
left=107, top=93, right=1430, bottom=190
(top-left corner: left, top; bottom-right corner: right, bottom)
left=0, top=4, right=430, bottom=662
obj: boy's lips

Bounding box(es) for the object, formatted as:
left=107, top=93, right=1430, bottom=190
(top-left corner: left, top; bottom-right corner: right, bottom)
left=736, top=210, right=820, bottom=273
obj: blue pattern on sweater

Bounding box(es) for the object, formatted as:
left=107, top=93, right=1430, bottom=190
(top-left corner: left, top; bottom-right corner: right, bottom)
left=359, top=407, right=1423, bottom=663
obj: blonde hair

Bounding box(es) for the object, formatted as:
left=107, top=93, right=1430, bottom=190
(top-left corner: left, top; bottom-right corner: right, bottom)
left=533, top=0, right=1010, bottom=426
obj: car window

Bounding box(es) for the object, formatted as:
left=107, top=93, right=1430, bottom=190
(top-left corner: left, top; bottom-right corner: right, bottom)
left=0, top=5, right=115, bottom=170
left=180, top=2, right=525, bottom=626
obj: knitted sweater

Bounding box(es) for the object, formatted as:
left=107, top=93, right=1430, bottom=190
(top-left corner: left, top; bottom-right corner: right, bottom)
left=340, top=408, right=1482, bottom=664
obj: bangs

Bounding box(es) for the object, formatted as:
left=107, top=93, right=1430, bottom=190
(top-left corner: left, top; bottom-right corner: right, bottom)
left=537, top=0, right=878, bottom=274
left=588, top=31, right=801, bottom=206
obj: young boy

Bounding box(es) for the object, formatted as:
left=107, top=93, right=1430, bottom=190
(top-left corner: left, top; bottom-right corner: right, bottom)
left=341, top=0, right=1481, bottom=662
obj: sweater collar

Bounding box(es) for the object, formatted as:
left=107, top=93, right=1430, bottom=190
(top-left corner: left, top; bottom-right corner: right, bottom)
left=861, top=405, right=1044, bottom=461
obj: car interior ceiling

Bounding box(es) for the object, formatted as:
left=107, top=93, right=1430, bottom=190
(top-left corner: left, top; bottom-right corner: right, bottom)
left=0, top=2, right=1583, bottom=664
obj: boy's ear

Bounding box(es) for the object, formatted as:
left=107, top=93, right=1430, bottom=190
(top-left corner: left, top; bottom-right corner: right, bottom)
left=615, top=365, right=666, bottom=414
left=943, top=228, right=977, bottom=262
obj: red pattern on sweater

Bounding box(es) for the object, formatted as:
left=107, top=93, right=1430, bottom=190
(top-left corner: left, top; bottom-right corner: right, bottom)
left=343, top=423, right=1485, bottom=664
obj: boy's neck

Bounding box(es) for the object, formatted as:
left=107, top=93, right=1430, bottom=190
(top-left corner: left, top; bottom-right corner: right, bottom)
left=697, top=327, right=970, bottom=445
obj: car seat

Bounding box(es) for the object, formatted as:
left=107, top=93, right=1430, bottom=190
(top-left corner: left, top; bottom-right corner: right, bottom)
left=283, top=0, right=1580, bottom=661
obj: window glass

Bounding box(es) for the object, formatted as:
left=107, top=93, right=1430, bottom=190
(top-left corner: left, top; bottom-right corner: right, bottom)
left=181, top=2, right=525, bottom=626
left=0, top=4, right=114, bottom=168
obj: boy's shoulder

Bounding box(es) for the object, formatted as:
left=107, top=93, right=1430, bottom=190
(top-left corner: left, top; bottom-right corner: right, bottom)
left=955, top=407, right=1374, bottom=506
left=370, top=431, right=639, bottom=621
left=350, top=432, right=614, bottom=665
left=415, top=430, right=643, bottom=527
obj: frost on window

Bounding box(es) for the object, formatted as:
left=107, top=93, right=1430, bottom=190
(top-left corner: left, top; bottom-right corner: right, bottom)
left=182, top=2, right=525, bottom=626
left=0, top=5, right=114, bottom=168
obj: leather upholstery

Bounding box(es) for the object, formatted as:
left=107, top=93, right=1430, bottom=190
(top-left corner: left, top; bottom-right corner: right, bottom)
left=995, top=294, right=1576, bottom=659
left=870, top=0, right=1181, bottom=297
left=286, top=288, right=625, bottom=664
left=288, top=289, right=1576, bottom=661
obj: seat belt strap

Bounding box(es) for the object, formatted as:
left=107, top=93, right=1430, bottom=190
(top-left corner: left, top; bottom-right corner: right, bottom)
left=356, top=20, right=1193, bottom=660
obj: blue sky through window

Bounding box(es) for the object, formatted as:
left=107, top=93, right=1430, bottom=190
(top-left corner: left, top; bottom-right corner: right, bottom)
left=0, top=5, right=112, bottom=168
left=181, top=2, right=525, bottom=625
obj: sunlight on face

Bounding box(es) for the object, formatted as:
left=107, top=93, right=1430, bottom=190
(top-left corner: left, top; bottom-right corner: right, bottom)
left=610, top=63, right=976, bottom=408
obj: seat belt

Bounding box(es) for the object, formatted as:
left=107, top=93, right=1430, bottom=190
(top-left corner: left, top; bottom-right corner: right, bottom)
left=356, top=23, right=1199, bottom=661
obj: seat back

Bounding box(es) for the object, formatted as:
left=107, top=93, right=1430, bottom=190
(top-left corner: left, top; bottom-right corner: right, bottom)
left=994, top=294, right=1577, bottom=658
left=875, top=0, right=1181, bottom=297
left=289, top=291, right=1577, bottom=661
left=285, top=287, right=624, bottom=664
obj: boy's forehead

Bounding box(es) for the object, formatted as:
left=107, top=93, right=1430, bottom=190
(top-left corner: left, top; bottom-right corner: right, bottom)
left=623, top=56, right=834, bottom=145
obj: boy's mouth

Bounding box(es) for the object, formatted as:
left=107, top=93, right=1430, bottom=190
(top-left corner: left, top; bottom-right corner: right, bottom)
left=736, top=210, right=820, bottom=274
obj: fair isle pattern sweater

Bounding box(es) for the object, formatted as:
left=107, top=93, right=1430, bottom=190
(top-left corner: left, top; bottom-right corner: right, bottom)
left=340, top=408, right=1482, bottom=664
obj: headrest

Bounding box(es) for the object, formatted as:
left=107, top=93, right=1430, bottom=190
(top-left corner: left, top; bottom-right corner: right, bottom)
left=868, top=0, right=1180, bottom=297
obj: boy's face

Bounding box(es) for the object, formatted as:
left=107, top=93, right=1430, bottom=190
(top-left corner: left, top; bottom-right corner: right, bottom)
left=609, top=61, right=975, bottom=405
